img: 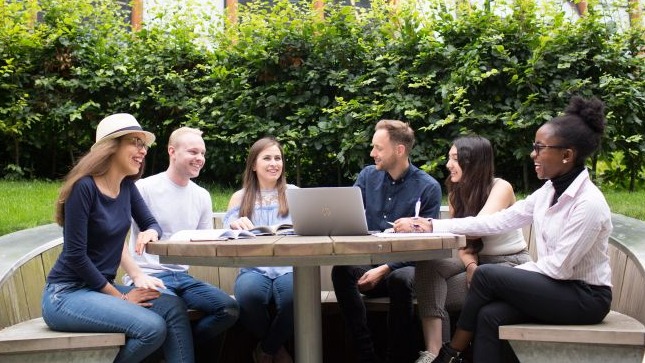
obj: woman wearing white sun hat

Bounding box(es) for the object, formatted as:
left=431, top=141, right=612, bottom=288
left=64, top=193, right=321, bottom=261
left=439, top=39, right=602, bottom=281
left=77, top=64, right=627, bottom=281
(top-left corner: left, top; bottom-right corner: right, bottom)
left=42, top=113, right=195, bottom=363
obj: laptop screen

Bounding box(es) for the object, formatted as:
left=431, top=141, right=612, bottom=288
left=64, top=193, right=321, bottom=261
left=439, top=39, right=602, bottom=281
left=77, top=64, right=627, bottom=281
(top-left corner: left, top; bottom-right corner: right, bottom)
left=286, top=187, right=369, bottom=236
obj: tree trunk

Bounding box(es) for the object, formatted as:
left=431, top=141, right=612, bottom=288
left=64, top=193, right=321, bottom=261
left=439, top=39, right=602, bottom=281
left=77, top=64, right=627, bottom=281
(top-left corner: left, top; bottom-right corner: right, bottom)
left=131, top=0, right=143, bottom=31
left=628, top=0, right=642, bottom=29
left=13, top=137, right=20, bottom=166
left=522, top=161, right=529, bottom=194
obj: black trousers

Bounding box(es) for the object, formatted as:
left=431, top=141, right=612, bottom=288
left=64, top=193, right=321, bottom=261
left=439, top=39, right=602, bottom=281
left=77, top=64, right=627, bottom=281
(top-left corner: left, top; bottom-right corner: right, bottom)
left=458, top=264, right=612, bottom=363
left=331, top=264, right=419, bottom=363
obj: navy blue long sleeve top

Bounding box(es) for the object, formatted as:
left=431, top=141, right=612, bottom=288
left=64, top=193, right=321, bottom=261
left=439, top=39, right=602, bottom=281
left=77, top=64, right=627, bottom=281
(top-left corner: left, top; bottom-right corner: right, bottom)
left=47, top=176, right=162, bottom=290
left=355, top=164, right=442, bottom=270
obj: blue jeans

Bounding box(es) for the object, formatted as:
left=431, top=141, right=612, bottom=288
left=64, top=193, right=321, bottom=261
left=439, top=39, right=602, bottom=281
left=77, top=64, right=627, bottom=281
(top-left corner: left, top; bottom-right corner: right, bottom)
left=42, top=282, right=194, bottom=363
left=153, top=271, right=239, bottom=345
left=234, top=271, right=294, bottom=355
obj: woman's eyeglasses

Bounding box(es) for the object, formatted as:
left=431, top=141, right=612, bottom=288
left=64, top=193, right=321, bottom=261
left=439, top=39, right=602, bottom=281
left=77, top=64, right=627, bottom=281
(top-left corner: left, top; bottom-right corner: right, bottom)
left=532, top=143, right=567, bottom=156
left=127, top=137, right=149, bottom=151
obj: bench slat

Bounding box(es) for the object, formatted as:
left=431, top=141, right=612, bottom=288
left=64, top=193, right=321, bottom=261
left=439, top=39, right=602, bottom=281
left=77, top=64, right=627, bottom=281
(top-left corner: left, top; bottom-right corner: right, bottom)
left=20, top=256, right=47, bottom=319
left=188, top=265, right=220, bottom=291
left=620, top=260, right=645, bottom=325
left=218, top=267, right=239, bottom=295
left=0, top=273, right=27, bottom=327
left=499, top=311, right=645, bottom=346
left=0, top=285, right=10, bottom=329
left=0, top=318, right=125, bottom=354
left=609, top=243, right=628, bottom=311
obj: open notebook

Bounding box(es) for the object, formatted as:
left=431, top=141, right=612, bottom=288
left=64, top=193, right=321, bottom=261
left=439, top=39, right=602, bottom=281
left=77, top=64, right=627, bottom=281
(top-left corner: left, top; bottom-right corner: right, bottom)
left=169, top=224, right=295, bottom=241
left=169, top=229, right=255, bottom=241
left=249, top=223, right=295, bottom=236
left=286, top=187, right=369, bottom=236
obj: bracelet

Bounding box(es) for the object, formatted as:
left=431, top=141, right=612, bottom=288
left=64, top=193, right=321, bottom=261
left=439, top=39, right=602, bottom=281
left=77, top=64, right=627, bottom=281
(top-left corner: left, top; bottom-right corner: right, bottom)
left=465, top=261, right=477, bottom=270
left=121, top=293, right=128, bottom=301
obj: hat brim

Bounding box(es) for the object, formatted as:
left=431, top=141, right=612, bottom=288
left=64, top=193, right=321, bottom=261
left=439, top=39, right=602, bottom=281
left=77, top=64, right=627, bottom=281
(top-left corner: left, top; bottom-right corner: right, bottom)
left=91, top=130, right=156, bottom=150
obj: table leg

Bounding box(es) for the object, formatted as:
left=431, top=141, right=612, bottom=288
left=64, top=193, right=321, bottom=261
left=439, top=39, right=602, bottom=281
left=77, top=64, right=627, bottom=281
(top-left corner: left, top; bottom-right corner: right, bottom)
left=293, top=265, right=322, bottom=363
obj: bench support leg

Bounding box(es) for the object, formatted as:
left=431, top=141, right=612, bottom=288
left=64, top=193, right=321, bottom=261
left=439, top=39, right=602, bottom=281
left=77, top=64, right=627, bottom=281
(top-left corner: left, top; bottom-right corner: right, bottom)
left=0, top=347, right=120, bottom=363
left=507, top=340, right=644, bottom=363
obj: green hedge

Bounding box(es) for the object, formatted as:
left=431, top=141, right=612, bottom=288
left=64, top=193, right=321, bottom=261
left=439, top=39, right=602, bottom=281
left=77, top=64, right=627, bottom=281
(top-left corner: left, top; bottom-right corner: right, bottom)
left=1, top=0, right=643, bottom=191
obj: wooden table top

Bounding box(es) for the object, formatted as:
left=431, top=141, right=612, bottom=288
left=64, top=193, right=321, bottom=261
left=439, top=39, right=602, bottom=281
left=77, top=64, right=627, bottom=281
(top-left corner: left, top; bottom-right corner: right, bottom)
left=147, top=233, right=466, bottom=267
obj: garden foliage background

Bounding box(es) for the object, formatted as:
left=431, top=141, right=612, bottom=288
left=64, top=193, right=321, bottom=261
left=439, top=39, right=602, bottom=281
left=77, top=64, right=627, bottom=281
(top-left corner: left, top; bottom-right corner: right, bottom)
left=1, top=0, right=643, bottom=191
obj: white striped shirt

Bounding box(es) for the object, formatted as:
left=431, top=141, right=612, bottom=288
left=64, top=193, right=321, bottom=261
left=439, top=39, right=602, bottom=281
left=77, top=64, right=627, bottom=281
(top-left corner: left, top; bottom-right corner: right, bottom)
left=433, top=169, right=612, bottom=287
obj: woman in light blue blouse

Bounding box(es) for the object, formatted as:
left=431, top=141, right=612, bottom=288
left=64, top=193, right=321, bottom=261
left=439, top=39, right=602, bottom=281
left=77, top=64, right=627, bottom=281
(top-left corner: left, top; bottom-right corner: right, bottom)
left=224, top=137, right=296, bottom=363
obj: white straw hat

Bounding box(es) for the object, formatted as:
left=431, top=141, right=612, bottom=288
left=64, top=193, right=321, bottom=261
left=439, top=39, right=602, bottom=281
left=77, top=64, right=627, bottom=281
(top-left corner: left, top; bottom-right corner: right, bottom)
left=92, top=113, right=155, bottom=150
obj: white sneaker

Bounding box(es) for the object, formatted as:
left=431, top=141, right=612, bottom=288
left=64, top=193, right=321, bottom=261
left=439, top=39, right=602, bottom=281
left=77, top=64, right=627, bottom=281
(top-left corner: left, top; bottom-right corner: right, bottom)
left=415, top=350, right=438, bottom=363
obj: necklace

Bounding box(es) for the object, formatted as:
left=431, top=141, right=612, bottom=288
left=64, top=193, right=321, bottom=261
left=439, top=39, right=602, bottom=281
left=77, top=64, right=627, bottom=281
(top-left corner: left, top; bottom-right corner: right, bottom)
left=97, top=175, right=120, bottom=197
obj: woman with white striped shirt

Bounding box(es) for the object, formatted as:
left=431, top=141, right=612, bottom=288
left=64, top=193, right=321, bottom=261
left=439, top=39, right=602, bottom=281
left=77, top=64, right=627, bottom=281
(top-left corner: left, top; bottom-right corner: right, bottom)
left=394, top=96, right=612, bottom=363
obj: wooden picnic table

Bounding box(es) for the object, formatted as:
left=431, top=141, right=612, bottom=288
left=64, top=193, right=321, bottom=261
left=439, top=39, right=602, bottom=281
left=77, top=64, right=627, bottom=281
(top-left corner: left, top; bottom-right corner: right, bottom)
left=147, top=233, right=465, bottom=363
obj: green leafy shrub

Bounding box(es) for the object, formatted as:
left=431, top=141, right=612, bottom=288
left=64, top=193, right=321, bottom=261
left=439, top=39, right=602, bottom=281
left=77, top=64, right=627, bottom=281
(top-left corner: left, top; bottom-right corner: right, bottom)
left=1, top=0, right=643, bottom=191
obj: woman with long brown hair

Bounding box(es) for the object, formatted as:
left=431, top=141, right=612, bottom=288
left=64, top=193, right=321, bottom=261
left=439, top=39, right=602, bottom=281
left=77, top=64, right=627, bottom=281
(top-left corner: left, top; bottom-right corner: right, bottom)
left=413, top=135, right=530, bottom=363
left=42, top=113, right=194, bottom=363
left=224, top=137, right=296, bottom=363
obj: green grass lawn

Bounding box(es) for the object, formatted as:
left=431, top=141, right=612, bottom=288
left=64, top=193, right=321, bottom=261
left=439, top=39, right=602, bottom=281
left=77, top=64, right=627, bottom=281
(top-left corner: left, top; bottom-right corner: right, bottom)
left=0, top=180, right=234, bottom=236
left=0, top=180, right=60, bottom=236
left=603, top=190, right=645, bottom=221
left=1, top=180, right=643, bottom=236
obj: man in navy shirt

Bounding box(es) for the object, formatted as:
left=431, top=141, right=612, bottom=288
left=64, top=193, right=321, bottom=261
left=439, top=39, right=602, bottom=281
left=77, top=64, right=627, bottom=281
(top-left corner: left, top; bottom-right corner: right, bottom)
left=332, top=120, right=442, bottom=363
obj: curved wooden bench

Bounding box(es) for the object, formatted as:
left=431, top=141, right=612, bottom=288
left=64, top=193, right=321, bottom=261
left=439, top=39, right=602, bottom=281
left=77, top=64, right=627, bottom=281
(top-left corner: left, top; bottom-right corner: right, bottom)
left=3, top=213, right=645, bottom=362
left=0, top=224, right=125, bottom=362
left=0, top=224, right=63, bottom=328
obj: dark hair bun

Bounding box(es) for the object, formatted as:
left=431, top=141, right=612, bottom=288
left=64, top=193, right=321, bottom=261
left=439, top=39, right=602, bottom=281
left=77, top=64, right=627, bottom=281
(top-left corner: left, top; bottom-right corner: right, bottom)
left=564, top=96, right=606, bottom=134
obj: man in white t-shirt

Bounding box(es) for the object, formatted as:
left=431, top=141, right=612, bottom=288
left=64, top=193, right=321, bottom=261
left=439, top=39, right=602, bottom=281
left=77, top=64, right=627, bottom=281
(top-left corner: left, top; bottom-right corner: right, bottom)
left=125, top=127, right=239, bottom=362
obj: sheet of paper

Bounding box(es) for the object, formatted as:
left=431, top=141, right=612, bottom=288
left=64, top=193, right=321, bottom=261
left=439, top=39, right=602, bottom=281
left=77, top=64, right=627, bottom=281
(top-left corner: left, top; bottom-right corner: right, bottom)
left=372, top=232, right=459, bottom=238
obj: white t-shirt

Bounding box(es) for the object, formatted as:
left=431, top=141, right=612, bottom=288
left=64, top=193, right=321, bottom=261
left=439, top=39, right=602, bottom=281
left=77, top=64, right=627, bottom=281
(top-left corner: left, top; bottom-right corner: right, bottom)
left=123, top=172, right=213, bottom=285
left=480, top=228, right=527, bottom=256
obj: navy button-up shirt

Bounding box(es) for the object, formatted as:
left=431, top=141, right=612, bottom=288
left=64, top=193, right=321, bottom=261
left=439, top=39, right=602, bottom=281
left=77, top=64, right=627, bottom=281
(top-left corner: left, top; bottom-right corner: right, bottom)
left=354, top=164, right=442, bottom=270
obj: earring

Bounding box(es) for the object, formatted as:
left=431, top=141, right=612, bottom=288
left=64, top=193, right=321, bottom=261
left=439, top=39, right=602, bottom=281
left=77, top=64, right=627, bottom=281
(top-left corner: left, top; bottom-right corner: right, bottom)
left=563, top=160, right=567, bottom=164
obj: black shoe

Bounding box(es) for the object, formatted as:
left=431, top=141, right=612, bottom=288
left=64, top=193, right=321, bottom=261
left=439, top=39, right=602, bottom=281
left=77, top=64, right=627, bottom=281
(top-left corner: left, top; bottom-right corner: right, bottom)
left=431, top=342, right=463, bottom=363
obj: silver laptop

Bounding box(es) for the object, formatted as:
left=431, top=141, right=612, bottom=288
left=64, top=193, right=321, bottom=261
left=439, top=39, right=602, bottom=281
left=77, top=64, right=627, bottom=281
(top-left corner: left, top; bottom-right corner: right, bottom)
left=286, top=187, right=370, bottom=236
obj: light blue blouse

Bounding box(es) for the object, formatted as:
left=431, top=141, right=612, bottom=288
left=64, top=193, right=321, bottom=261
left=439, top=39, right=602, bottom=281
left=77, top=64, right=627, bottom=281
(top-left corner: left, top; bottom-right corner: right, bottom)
left=223, top=185, right=297, bottom=279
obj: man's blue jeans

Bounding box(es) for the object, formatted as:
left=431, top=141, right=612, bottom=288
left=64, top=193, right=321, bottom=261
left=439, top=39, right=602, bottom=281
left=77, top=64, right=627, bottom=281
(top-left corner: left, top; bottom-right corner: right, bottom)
left=42, top=282, right=194, bottom=363
left=153, top=271, right=239, bottom=346
left=234, top=271, right=294, bottom=355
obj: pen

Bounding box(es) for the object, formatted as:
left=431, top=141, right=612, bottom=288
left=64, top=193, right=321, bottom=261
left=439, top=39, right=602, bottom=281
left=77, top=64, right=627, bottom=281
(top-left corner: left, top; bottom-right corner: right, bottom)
left=414, top=198, right=420, bottom=219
